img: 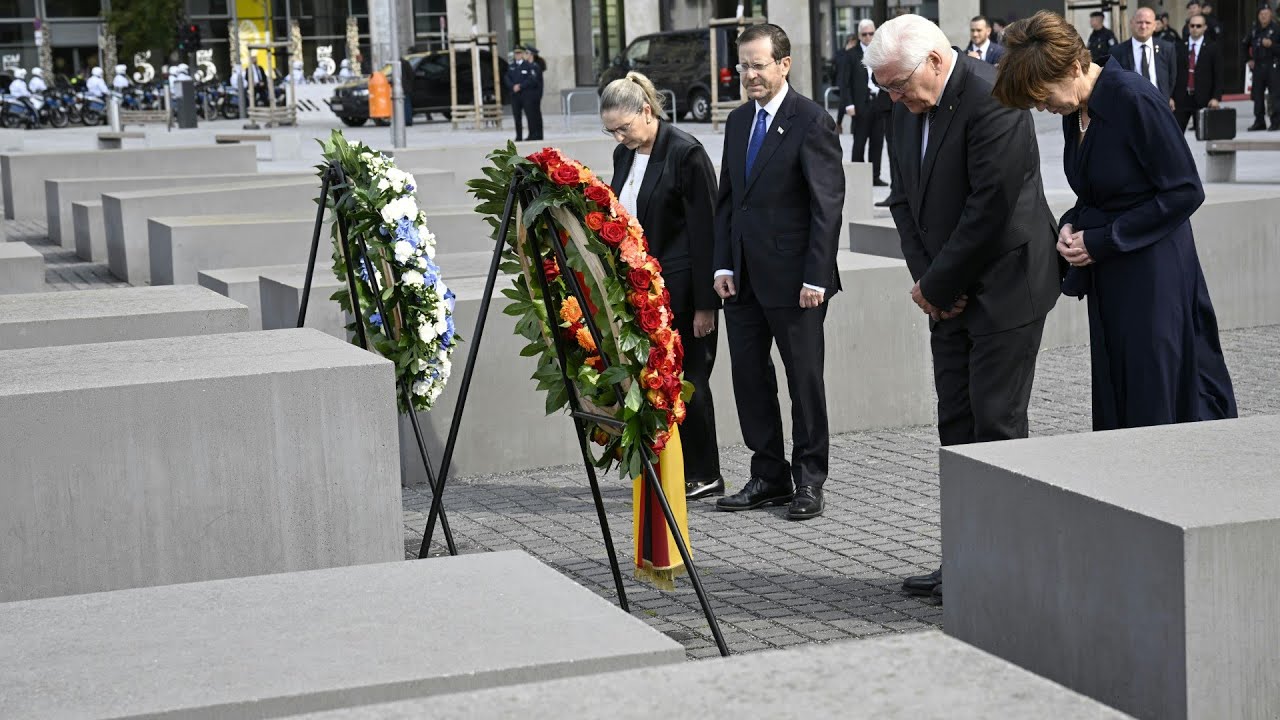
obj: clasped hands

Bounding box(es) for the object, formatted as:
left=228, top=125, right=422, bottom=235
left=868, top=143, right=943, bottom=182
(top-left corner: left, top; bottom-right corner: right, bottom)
left=910, top=282, right=966, bottom=321
left=1058, top=223, right=1094, bottom=267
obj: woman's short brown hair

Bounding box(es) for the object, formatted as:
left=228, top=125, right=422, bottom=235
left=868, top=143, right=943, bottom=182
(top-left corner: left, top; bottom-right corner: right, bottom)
left=992, top=11, right=1094, bottom=109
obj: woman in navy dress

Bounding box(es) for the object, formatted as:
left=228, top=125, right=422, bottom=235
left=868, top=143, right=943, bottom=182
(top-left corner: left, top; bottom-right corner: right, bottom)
left=993, top=11, right=1236, bottom=431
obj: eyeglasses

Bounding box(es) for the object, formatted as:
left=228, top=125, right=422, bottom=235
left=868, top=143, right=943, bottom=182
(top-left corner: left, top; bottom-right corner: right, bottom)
left=602, top=113, right=640, bottom=136
left=734, top=59, right=783, bottom=75
left=1189, top=23, right=1205, bottom=27
left=859, top=32, right=874, bottom=37
left=874, top=55, right=927, bottom=94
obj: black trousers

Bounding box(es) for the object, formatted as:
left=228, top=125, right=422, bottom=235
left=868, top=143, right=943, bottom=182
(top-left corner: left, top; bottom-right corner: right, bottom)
left=510, top=94, right=526, bottom=140
left=1174, top=98, right=1206, bottom=133
left=851, top=106, right=886, bottom=180
left=723, top=269, right=829, bottom=489
left=672, top=307, right=721, bottom=482
left=1252, top=63, right=1279, bottom=125
left=930, top=316, right=1045, bottom=447
left=524, top=93, right=544, bottom=141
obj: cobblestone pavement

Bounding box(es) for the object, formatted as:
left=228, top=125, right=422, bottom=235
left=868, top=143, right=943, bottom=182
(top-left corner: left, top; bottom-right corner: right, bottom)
left=5, top=219, right=128, bottom=291
left=403, top=324, right=1280, bottom=659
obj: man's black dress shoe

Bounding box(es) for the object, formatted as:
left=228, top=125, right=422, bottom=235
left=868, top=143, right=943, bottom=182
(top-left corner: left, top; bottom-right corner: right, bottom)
left=787, top=486, right=824, bottom=520
left=874, top=198, right=890, bottom=207
left=873, top=178, right=889, bottom=187
left=715, top=476, right=792, bottom=511
left=903, top=568, right=941, bottom=597
left=686, top=477, right=725, bottom=500
left=931, top=583, right=942, bottom=601
left=1248, top=122, right=1267, bottom=131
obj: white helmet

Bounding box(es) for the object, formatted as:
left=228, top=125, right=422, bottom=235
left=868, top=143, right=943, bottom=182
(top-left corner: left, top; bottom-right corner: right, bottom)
left=340, top=59, right=350, bottom=68
left=12, top=68, right=26, bottom=79
left=115, top=64, right=127, bottom=75
left=31, top=68, right=43, bottom=77
left=177, top=63, right=189, bottom=73
left=91, top=67, right=103, bottom=77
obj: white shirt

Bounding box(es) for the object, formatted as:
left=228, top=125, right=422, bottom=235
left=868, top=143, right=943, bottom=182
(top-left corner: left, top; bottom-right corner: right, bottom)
left=8, top=78, right=29, bottom=98
left=716, top=83, right=825, bottom=294
left=1131, top=38, right=1158, bottom=87
left=922, top=50, right=959, bottom=162
left=618, top=152, right=650, bottom=218
left=86, top=75, right=110, bottom=98
left=971, top=40, right=991, bottom=61
left=28, top=76, right=47, bottom=94
left=112, top=74, right=130, bottom=90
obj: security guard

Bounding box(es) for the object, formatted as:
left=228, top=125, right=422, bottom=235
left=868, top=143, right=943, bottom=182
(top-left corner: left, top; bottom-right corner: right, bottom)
left=504, top=46, right=543, bottom=141
left=1246, top=2, right=1280, bottom=130
left=1087, top=11, right=1118, bottom=65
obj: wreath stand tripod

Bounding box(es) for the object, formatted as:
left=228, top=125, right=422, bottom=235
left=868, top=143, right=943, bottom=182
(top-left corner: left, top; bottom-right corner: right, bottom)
left=297, top=161, right=459, bottom=557
left=415, top=170, right=730, bottom=656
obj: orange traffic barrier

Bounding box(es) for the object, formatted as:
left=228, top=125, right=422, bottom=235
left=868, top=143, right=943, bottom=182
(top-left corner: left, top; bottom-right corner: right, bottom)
left=369, top=71, right=391, bottom=119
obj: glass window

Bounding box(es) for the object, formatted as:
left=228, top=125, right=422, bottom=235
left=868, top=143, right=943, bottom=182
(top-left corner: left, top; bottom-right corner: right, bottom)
left=625, top=37, right=650, bottom=67
left=45, top=0, right=101, bottom=17
left=0, top=0, right=36, bottom=17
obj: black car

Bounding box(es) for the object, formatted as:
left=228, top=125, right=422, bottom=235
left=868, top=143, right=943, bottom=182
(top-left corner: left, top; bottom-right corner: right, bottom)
left=329, top=49, right=509, bottom=126
left=597, top=28, right=741, bottom=123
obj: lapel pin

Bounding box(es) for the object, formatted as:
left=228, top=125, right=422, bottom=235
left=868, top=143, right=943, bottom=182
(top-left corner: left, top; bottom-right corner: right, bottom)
left=777, top=126, right=784, bottom=135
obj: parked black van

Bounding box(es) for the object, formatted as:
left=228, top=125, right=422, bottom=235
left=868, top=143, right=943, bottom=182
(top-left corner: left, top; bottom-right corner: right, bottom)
left=329, top=49, right=509, bottom=126
left=597, top=28, right=741, bottom=122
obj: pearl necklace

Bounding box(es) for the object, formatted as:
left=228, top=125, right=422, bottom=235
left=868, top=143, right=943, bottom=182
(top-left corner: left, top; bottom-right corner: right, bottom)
left=1077, top=108, right=1088, bottom=134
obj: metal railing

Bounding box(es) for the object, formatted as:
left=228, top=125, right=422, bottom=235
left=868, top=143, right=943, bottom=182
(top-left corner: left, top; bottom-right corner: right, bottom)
left=562, top=89, right=600, bottom=131
left=657, top=88, right=678, bottom=125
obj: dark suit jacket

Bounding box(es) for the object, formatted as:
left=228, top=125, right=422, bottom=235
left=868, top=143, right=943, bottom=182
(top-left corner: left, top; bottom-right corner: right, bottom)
left=610, top=121, right=719, bottom=315
left=886, top=53, right=1060, bottom=335
left=965, top=41, right=1005, bottom=65
left=714, top=85, right=844, bottom=308
left=1111, top=37, right=1177, bottom=100
left=1176, top=38, right=1223, bottom=108
left=845, top=45, right=893, bottom=114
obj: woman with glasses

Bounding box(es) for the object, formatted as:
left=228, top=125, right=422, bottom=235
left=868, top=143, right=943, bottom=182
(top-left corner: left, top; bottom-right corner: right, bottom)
left=600, top=71, right=724, bottom=500
left=993, top=11, right=1236, bottom=431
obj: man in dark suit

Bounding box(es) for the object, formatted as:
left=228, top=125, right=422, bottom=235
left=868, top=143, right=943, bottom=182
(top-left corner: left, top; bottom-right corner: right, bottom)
left=1175, top=14, right=1224, bottom=133
left=863, top=14, right=1060, bottom=599
left=713, top=23, right=844, bottom=521
left=965, top=15, right=1005, bottom=65
left=1111, top=7, right=1178, bottom=109
left=834, top=33, right=857, bottom=134
left=844, top=19, right=889, bottom=185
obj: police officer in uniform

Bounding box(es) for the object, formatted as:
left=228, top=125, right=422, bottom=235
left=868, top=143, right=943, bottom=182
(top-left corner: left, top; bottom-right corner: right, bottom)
left=505, top=46, right=543, bottom=141
left=112, top=64, right=131, bottom=91
left=1088, top=11, right=1118, bottom=65
left=1246, top=2, right=1280, bottom=131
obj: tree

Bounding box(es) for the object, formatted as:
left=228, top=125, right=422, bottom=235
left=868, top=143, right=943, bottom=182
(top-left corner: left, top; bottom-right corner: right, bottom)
left=105, top=0, right=184, bottom=60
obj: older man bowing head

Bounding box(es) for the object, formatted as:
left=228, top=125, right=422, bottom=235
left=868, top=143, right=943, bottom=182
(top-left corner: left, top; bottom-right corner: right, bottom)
left=712, top=23, right=844, bottom=521
left=863, top=14, right=1060, bottom=599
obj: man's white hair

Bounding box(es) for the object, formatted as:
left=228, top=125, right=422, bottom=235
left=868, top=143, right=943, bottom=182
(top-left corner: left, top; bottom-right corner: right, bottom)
left=862, top=14, right=950, bottom=75
left=858, top=18, right=875, bottom=33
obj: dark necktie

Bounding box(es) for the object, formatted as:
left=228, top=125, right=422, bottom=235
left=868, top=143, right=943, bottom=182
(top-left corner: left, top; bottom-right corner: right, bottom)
left=1188, top=43, right=1197, bottom=92
left=920, top=105, right=938, bottom=165
left=1140, top=44, right=1150, bottom=83
left=745, top=107, right=768, bottom=177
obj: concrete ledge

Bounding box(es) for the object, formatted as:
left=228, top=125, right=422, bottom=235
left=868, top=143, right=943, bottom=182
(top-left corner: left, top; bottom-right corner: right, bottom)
left=0, top=285, right=251, bottom=350
left=260, top=266, right=348, bottom=338
left=103, top=178, right=322, bottom=285
left=841, top=162, right=874, bottom=251
left=148, top=214, right=322, bottom=286
left=942, top=415, right=1280, bottom=719
left=281, top=631, right=1125, bottom=720
left=0, top=328, right=402, bottom=603
left=198, top=263, right=303, bottom=329
left=2, top=144, right=258, bottom=222
left=72, top=200, right=105, bottom=262
left=405, top=250, right=932, bottom=479
left=0, top=242, right=44, bottom=294
left=0, top=551, right=683, bottom=718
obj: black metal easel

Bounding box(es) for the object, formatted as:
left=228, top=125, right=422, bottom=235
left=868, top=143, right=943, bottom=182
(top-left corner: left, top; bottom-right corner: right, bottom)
left=415, top=170, right=730, bottom=656
left=298, top=161, right=458, bottom=557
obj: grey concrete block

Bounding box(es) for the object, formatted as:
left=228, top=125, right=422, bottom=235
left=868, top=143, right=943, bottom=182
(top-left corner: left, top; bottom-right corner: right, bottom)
left=46, top=173, right=278, bottom=249
left=198, top=264, right=304, bottom=329
left=260, top=266, right=348, bottom=339
left=842, top=161, right=874, bottom=235
left=0, top=550, right=683, bottom=719
left=404, top=250, right=932, bottom=479
left=941, top=415, right=1280, bottom=720
left=148, top=214, right=322, bottom=286
left=849, top=217, right=903, bottom=258
left=0, top=328, right=401, bottom=603
left=0, top=242, right=44, bottom=294
left=0, top=285, right=250, bottom=350
left=1, top=144, right=257, bottom=222
left=283, top=631, right=1126, bottom=720
left=102, top=178, right=322, bottom=285
left=72, top=200, right=105, bottom=261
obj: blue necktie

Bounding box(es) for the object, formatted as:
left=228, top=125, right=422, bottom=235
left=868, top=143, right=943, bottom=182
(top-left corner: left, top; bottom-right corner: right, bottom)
left=745, top=107, right=768, bottom=177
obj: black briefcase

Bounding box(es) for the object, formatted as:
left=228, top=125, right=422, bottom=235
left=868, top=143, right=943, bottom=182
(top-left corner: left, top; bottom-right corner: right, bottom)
left=1196, top=107, right=1236, bottom=141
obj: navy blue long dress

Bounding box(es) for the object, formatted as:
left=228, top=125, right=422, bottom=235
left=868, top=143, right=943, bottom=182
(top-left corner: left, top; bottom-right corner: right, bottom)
left=1060, top=60, right=1237, bottom=431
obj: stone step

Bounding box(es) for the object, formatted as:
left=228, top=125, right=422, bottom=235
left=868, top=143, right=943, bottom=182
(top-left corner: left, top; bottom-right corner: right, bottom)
left=0, top=241, right=44, bottom=294
left=0, top=550, right=683, bottom=719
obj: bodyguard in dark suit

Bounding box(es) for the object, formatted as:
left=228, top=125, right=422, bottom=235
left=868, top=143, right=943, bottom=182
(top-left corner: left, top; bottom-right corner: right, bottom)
left=602, top=72, right=723, bottom=499
left=965, top=15, right=1005, bottom=65
left=862, top=14, right=1060, bottom=598
left=834, top=33, right=857, bottom=134
left=845, top=19, right=888, bottom=184
left=1175, top=15, right=1224, bottom=133
left=713, top=23, right=844, bottom=521
left=1110, top=7, right=1177, bottom=106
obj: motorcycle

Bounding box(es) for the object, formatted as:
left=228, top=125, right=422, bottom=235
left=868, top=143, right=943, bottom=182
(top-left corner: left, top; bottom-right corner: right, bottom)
left=81, top=92, right=108, bottom=125
left=0, top=94, right=69, bottom=129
